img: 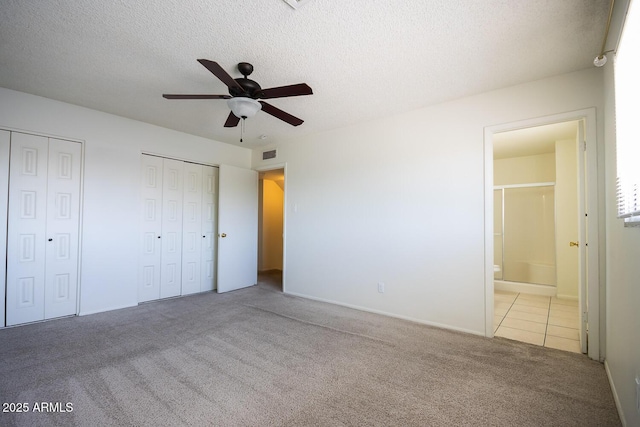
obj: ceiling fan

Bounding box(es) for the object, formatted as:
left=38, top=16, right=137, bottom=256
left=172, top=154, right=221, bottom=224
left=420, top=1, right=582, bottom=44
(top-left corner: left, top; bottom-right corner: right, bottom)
left=163, top=59, right=313, bottom=128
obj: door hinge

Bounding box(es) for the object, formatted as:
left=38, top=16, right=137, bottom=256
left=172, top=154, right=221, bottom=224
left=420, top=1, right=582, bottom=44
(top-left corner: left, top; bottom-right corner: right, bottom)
left=582, top=140, right=587, bottom=151
left=583, top=312, right=588, bottom=323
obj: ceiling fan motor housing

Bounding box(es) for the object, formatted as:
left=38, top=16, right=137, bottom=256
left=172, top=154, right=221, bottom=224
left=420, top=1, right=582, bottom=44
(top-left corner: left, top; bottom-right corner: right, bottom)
left=231, top=77, right=262, bottom=98
left=230, top=62, right=263, bottom=98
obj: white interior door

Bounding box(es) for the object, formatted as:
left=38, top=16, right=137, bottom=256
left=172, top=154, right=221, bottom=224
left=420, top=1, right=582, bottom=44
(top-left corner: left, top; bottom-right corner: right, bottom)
left=181, top=162, right=203, bottom=295
left=0, top=131, right=10, bottom=328
left=160, top=158, right=183, bottom=298
left=44, top=138, right=81, bottom=320
left=6, top=133, right=49, bottom=326
left=200, top=166, right=217, bottom=292
left=577, top=120, right=587, bottom=353
left=217, top=164, right=258, bottom=293
left=139, top=155, right=163, bottom=302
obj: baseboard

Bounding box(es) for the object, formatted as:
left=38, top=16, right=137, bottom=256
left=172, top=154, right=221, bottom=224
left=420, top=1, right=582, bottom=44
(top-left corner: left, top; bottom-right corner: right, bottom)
left=284, top=291, right=484, bottom=337
left=494, top=280, right=556, bottom=296
left=604, top=360, right=627, bottom=427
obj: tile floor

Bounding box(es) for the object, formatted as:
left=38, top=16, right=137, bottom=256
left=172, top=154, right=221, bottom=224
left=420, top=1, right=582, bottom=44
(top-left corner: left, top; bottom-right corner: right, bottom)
left=494, top=291, right=582, bottom=353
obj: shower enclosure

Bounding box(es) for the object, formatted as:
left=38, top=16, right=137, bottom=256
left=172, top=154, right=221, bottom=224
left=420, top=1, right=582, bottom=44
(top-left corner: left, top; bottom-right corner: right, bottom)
left=494, top=183, right=556, bottom=287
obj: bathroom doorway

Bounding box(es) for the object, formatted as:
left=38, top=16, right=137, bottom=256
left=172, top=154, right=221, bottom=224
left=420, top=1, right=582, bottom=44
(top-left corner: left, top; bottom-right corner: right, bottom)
left=493, top=121, right=579, bottom=352
left=493, top=122, right=574, bottom=296
left=257, top=167, right=285, bottom=292
left=484, top=109, right=601, bottom=360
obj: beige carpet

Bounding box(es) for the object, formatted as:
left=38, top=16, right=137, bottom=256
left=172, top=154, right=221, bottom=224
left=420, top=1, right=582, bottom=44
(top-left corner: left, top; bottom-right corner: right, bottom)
left=0, top=283, right=620, bottom=426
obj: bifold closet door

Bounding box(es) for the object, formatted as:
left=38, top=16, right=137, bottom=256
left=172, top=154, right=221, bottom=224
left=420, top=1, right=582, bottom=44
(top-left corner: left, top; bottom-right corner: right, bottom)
left=44, top=138, right=82, bottom=319
left=6, top=132, right=81, bottom=326
left=183, top=164, right=217, bottom=294
left=6, top=133, right=47, bottom=325
left=200, top=166, right=217, bottom=292
left=139, top=156, right=216, bottom=301
left=139, top=155, right=163, bottom=302
left=179, top=163, right=217, bottom=294
left=139, top=155, right=186, bottom=301
left=139, top=156, right=184, bottom=301
left=160, top=158, right=184, bottom=298
left=181, top=163, right=203, bottom=295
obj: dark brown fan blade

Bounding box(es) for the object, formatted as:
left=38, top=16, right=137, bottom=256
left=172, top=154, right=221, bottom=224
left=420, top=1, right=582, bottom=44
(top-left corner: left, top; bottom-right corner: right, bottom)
left=259, top=101, right=304, bottom=126
left=163, top=94, right=230, bottom=99
left=197, top=59, right=243, bottom=91
left=259, top=83, right=313, bottom=99
left=224, top=111, right=241, bottom=127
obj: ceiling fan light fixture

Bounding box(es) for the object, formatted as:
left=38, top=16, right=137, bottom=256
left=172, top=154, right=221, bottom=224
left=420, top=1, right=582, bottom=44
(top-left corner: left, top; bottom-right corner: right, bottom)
left=227, top=97, right=261, bottom=119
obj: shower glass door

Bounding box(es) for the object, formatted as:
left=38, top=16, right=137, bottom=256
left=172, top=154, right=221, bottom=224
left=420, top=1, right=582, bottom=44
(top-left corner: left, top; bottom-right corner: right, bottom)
left=502, top=185, right=556, bottom=285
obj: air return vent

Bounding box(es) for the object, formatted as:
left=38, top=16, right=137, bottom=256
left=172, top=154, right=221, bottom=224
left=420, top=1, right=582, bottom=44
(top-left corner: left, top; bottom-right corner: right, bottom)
left=282, top=0, right=311, bottom=9
left=262, top=149, right=277, bottom=160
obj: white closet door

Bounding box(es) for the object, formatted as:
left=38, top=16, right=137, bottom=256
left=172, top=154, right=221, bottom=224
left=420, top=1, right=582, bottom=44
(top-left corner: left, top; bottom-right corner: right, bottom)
left=139, top=155, right=163, bottom=302
left=181, top=163, right=202, bottom=295
left=6, top=133, right=49, bottom=326
left=44, top=138, right=81, bottom=319
left=0, top=131, right=10, bottom=328
left=160, top=158, right=183, bottom=298
left=217, top=164, right=257, bottom=293
left=200, top=166, right=217, bottom=292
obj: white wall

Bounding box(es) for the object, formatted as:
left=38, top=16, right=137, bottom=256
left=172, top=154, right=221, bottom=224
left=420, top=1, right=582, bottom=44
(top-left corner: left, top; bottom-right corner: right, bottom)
left=252, top=68, right=605, bottom=335
left=494, top=153, right=555, bottom=185
left=603, top=58, right=640, bottom=427
left=0, top=88, right=251, bottom=316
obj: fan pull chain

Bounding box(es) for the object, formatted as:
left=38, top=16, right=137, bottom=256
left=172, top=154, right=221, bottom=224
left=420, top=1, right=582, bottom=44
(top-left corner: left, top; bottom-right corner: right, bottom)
left=240, top=118, right=245, bottom=143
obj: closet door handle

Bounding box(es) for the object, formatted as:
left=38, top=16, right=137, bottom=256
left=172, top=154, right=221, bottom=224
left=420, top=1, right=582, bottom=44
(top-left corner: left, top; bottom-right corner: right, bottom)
left=48, top=238, right=53, bottom=242
left=157, top=236, right=161, bottom=239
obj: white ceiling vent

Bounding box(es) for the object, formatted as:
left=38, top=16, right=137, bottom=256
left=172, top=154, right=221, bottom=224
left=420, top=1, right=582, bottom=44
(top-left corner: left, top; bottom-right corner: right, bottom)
left=282, top=0, right=311, bottom=10
left=262, top=149, right=277, bottom=160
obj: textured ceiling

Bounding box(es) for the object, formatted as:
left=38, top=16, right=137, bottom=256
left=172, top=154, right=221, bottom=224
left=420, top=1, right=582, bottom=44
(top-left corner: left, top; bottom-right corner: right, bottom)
left=0, top=0, right=610, bottom=148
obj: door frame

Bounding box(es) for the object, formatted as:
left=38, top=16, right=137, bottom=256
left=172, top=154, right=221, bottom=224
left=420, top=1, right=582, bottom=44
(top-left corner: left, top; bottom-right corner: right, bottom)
left=254, top=162, right=287, bottom=293
left=484, top=108, right=601, bottom=361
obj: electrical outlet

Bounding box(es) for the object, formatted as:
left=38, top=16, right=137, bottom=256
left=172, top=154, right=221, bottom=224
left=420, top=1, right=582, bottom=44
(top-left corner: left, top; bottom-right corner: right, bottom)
left=378, top=282, right=385, bottom=293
